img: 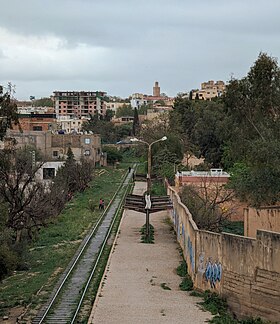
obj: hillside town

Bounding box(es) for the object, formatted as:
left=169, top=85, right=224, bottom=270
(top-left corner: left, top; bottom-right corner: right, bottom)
left=1, top=1, right=280, bottom=323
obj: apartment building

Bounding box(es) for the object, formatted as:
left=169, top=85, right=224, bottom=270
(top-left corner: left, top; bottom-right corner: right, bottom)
left=13, top=112, right=57, bottom=132
left=53, top=91, right=107, bottom=118
left=192, top=80, right=226, bottom=100
left=56, top=116, right=89, bottom=134
left=5, top=130, right=106, bottom=166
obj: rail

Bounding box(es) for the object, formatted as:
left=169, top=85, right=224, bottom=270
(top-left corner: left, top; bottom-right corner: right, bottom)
left=32, top=165, right=135, bottom=323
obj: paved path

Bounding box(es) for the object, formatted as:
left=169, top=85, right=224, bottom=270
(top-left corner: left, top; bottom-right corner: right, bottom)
left=88, top=182, right=212, bottom=324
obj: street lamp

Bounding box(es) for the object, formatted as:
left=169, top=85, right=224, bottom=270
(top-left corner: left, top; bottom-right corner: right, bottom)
left=130, top=136, right=167, bottom=238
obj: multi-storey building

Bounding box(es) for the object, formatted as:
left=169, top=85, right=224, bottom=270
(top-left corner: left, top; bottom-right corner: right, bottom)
left=191, top=80, right=226, bottom=100
left=56, top=116, right=89, bottom=134
left=53, top=91, right=107, bottom=118
left=13, top=112, right=57, bottom=132
left=5, top=130, right=106, bottom=166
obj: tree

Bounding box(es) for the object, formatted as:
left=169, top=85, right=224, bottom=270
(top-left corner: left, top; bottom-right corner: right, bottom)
left=33, top=97, right=53, bottom=107
left=224, top=53, right=280, bottom=205
left=192, top=100, right=226, bottom=167
left=140, top=114, right=184, bottom=179
left=132, top=108, right=140, bottom=136
left=102, top=146, right=123, bottom=165
left=0, top=202, right=17, bottom=280
left=180, top=181, right=236, bottom=232
left=0, top=83, right=19, bottom=140
left=115, top=104, right=134, bottom=118
left=104, top=109, right=114, bottom=121
left=0, top=148, right=57, bottom=242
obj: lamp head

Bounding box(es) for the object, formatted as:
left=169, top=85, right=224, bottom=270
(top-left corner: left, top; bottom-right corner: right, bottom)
left=161, top=136, right=167, bottom=141
left=130, top=138, right=139, bottom=142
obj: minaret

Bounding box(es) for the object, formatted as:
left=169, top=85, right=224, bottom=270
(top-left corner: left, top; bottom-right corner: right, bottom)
left=153, top=81, right=160, bottom=97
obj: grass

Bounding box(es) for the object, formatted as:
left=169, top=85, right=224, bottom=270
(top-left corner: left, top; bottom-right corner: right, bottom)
left=176, top=260, right=188, bottom=277
left=75, top=180, right=134, bottom=323
left=176, top=259, right=193, bottom=291
left=0, top=167, right=126, bottom=318
left=189, top=290, right=268, bottom=324
left=140, top=224, right=154, bottom=243
left=151, top=180, right=166, bottom=196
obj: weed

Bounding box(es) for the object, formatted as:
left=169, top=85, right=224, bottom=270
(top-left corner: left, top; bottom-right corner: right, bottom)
left=190, top=290, right=204, bottom=297
left=0, top=167, right=125, bottom=318
left=140, top=224, right=154, bottom=244
left=176, top=260, right=187, bottom=277
left=200, top=290, right=228, bottom=315
left=179, top=275, right=193, bottom=291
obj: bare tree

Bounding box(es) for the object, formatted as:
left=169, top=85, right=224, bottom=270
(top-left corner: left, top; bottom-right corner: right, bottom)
left=0, top=149, right=57, bottom=241
left=180, top=179, right=237, bottom=232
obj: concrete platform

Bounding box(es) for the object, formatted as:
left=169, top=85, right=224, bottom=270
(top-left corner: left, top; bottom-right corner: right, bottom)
left=88, top=181, right=212, bottom=324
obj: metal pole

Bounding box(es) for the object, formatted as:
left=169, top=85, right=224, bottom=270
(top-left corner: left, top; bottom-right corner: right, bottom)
left=146, top=144, right=152, bottom=238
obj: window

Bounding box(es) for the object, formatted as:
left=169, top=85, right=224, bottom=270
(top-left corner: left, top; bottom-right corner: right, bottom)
left=43, top=168, right=55, bottom=179
left=85, top=138, right=91, bottom=144
left=84, top=149, right=90, bottom=156
left=33, top=126, right=42, bottom=131
left=53, top=151, right=58, bottom=157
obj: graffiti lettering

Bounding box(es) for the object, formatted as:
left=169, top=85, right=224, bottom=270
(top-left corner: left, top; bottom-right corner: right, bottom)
left=205, top=259, right=222, bottom=289
left=187, top=236, right=195, bottom=272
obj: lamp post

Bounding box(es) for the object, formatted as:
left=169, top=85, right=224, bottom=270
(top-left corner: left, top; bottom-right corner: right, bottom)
left=130, top=136, right=167, bottom=238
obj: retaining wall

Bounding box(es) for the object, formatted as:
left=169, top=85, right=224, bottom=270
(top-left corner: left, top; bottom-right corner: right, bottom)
left=167, top=185, right=280, bottom=322
left=244, top=206, right=280, bottom=238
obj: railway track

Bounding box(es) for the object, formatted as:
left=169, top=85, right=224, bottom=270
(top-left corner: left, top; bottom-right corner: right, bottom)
left=31, top=166, right=135, bottom=324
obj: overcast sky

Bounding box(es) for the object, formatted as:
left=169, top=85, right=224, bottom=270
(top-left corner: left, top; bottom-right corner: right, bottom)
left=1, top=0, right=280, bottom=100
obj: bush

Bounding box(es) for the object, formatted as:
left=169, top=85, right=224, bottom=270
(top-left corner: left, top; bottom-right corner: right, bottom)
left=0, top=245, right=18, bottom=281
left=103, top=147, right=123, bottom=164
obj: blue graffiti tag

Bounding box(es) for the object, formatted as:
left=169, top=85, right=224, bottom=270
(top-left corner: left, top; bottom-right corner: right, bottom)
left=205, top=260, right=222, bottom=289
left=187, top=237, right=195, bottom=272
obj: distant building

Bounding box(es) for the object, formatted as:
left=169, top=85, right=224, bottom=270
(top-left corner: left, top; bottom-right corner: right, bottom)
left=175, top=169, right=230, bottom=188
left=105, top=101, right=130, bottom=115
left=130, top=81, right=174, bottom=109
left=56, top=116, right=88, bottom=134
left=153, top=81, right=160, bottom=97
left=130, top=93, right=148, bottom=109
left=191, top=80, right=225, bottom=100
left=5, top=130, right=106, bottom=166
left=53, top=91, right=107, bottom=118
left=13, top=112, right=57, bottom=132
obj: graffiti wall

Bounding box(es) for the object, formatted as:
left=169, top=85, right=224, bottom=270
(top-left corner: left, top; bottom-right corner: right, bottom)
left=167, top=185, right=280, bottom=322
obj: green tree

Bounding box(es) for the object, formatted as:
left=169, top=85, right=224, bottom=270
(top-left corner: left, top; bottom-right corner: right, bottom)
left=102, top=146, right=122, bottom=164
left=0, top=84, right=19, bottom=140
left=115, top=104, right=134, bottom=118
left=104, top=109, right=114, bottom=121
left=132, top=108, right=140, bottom=136
left=33, top=97, right=53, bottom=107
left=224, top=53, right=280, bottom=205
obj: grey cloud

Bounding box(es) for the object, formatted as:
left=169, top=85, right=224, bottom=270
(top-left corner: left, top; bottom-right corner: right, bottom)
left=1, top=0, right=280, bottom=99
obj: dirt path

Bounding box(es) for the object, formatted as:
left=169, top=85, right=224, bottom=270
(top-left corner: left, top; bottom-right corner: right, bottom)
left=88, top=182, right=212, bottom=324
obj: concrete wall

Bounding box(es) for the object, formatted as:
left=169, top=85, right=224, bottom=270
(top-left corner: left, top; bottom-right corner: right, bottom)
left=167, top=185, right=280, bottom=322
left=244, top=206, right=280, bottom=238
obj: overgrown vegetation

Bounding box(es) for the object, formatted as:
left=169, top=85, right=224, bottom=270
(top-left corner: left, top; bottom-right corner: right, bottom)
left=0, top=167, right=125, bottom=318
left=179, top=182, right=236, bottom=232
left=151, top=180, right=166, bottom=196
left=75, top=181, right=133, bottom=323
left=0, top=83, right=19, bottom=140
left=176, top=259, right=193, bottom=291
left=171, top=53, right=280, bottom=207
left=140, top=224, right=154, bottom=243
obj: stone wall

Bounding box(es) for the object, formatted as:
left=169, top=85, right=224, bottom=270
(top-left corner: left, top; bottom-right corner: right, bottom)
left=167, top=185, right=280, bottom=322
left=244, top=206, right=280, bottom=238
